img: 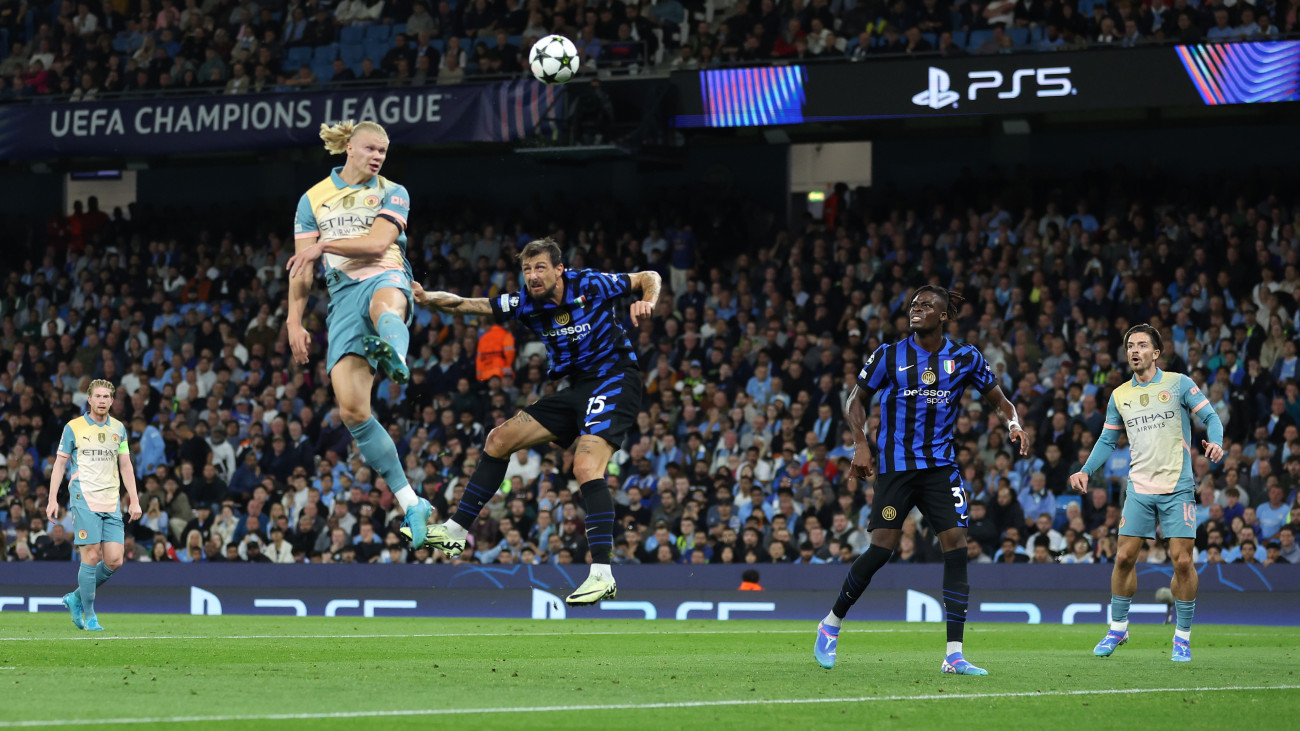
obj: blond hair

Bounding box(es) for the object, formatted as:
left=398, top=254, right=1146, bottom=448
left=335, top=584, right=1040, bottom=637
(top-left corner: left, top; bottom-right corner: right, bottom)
left=319, top=120, right=388, bottom=155
left=87, top=379, right=115, bottom=397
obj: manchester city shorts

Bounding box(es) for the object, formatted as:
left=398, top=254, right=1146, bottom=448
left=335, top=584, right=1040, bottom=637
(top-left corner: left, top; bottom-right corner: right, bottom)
left=326, top=269, right=413, bottom=373
left=1120, top=488, right=1196, bottom=540
left=71, top=500, right=125, bottom=546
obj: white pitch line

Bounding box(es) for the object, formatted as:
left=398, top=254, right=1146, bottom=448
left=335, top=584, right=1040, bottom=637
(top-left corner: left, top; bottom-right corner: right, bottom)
left=0, top=627, right=982, bottom=642
left=0, top=685, right=1295, bottom=728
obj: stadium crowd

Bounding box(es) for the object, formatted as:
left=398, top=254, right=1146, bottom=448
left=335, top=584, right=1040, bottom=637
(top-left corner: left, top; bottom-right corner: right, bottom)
left=1, top=164, right=1300, bottom=571
left=2, top=0, right=1298, bottom=100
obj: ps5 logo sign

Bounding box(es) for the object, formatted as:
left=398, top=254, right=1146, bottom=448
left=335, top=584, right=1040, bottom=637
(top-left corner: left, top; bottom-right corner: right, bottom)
left=912, top=66, right=1075, bottom=109
left=912, top=67, right=962, bottom=108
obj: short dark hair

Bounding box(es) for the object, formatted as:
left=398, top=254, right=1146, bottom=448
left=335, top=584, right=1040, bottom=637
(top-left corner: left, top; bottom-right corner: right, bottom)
left=1123, top=323, right=1162, bottom=353
left=517, top=237, right=562, bottom=266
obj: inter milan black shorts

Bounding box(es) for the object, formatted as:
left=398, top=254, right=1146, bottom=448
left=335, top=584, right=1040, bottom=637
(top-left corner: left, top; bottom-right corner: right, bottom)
left=524, top=364, right=643, bottom=450
left=867, top=466, right=969, bottom=533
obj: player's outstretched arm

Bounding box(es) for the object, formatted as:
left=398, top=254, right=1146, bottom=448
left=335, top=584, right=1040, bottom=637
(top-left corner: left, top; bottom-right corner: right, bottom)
left=628, top=271, right=661, bottom=326
left=45, top=453, right=68, bottom=522
left=118, top=452, right=142, bottom=523
left=982, top=386, right=1030, bottom=457
left=412, top=282, right=493, bottom=314
left=286, top=234, right=318, bottom=366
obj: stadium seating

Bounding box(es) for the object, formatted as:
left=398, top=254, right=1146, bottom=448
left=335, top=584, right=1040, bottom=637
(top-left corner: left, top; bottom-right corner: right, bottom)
left=4, top=161, right=1296, bottom=567
left=1, top=0, right=1294, bottom=100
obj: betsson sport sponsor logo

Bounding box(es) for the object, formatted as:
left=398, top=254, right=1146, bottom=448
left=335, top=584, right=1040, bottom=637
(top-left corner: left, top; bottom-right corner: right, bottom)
left=911, top=66, right=1075, bottom=110
left=541, top=323, right=593, bottom=339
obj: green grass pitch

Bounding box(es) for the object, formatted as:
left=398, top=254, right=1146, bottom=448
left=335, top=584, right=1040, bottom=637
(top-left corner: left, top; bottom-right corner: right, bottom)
left=2, top=615, right=1297, bottom=730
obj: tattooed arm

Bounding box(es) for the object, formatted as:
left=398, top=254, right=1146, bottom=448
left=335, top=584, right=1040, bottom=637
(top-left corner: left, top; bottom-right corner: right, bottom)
left=412, top=282, right=493, bottom=315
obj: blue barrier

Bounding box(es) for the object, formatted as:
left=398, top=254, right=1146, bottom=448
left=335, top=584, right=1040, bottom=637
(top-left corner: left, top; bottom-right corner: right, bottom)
left=2, top=563, right=1296, bottom=624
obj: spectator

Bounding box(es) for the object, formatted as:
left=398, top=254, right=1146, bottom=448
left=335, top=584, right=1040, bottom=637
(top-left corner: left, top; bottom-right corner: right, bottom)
left=283, top=65, right=318, bottom=90
left=225, top=63, right=251, bottom=94
left=438, top=51, right=465, bottom=84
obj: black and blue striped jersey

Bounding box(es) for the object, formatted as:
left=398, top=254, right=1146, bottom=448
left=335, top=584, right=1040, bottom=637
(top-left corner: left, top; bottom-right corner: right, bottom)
left=489, top=267, right=637, bottom=380
left=857, top=336, right=999, bottom=475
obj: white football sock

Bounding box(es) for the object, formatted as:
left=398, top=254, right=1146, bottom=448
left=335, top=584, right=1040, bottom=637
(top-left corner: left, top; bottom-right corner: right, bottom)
left=1174, top=628, right=1191, bottom=641
left=443, top=520, right=469, bottom=539
left=589, top=563, right=613, bottom=581
left=1110, top=621, right=1129, bottom=632
left=823, top=612, right=842, bottom=628
left=393, top=486, right=420, bottom=511
left=947, top=641, right=963, bottom=657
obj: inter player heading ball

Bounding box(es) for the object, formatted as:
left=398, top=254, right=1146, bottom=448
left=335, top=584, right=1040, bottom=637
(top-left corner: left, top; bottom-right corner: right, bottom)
left=814, top=287, right=1029, bottom=675
left=285, top=120, right=435, bottom=548
left=47, top=380, right=141, bottom=631
left=405, top=238, right=660, bottom=605
left=1070, top=324, right=1223, bottom=662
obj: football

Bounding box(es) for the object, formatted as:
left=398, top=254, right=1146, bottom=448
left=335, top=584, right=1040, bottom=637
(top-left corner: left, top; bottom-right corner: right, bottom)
left=529, top=34, right=580, bottom=85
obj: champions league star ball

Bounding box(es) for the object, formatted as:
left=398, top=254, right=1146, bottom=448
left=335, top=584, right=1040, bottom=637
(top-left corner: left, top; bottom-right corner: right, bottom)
left=529, top=34, right=579, bottom=85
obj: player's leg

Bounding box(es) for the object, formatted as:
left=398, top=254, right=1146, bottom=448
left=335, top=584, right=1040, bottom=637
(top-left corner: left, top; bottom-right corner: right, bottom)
left=564, top=435, right=619, bottom=606
left=362, top=279, right=412, bottom=385
left=82, top=514, right=127, bottom=630
left=815, top=472, right=908, bottom=669
left=1095, top=525, right=1145, bottom=656
left=77, top=542, right=104, bottom=631
left=416, top=411, right=559, bottom=554
left=62, top=508, right=95, bottom=629
left=1167, top=537, right=1197, bottom=660
left=332, top=354, right=430, bottom=545
left=1161, top=494, right=1198, bottom=661
left=923, top=469, right=985, bottom=676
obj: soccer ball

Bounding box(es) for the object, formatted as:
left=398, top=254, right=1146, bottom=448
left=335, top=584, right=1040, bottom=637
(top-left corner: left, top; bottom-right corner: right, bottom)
left=529, top=34, right=579, bottom=85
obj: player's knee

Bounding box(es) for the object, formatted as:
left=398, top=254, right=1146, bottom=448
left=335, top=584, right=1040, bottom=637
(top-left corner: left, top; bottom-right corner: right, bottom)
left=1171, top=551, right=1194, bottom=573
left=483, top=427, right=511, bottom=458
left=573, top=461, right=604, bottom=484
left=339, top=403, right=370, bottom=427
left=1115, top=548, right=1138, bottom=567
left=105, top=556, right=124, bottom=571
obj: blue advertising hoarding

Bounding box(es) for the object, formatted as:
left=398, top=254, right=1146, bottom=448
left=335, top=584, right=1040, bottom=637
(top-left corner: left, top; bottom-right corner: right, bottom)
left=2, top=563, right=1296, bottom=625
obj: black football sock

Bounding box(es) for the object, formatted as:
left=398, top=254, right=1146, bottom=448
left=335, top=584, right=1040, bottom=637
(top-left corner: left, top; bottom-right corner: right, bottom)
left=831, top=544, right=893, bottom=618
left=579, top=479, right=615, bottom=564
left=451, top=454, right=509, bottom=531
left=942, top=548, right=970, bottom=644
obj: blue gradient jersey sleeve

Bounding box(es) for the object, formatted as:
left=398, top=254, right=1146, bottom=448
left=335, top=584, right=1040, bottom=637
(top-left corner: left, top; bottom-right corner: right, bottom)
left=58, top=423, right=75, bottom=457
left=377, top=184, right=410, bottom=231
left=1082, top=395, right=1123, bottom=475
left=293, top=193, right=319, bottom=240
left=1180, top=374, right=1223, bottom=446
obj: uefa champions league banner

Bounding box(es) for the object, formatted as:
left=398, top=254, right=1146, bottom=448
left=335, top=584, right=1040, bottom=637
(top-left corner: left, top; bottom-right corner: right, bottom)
left=0, top=79, right=564, bottom=160
left=2, top=563, right=1297, bottom=625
